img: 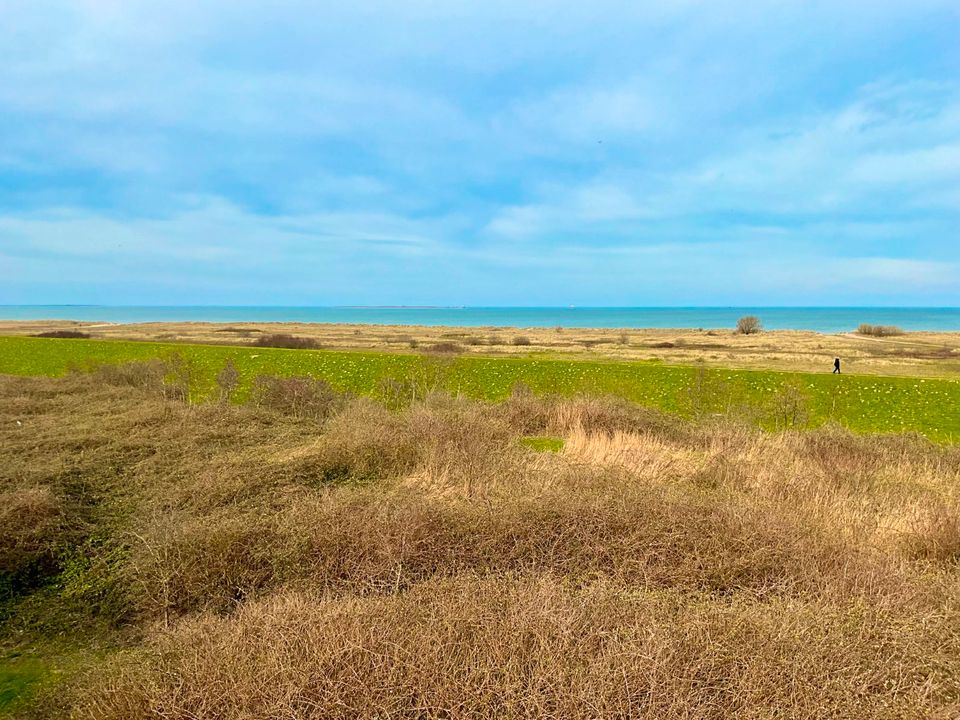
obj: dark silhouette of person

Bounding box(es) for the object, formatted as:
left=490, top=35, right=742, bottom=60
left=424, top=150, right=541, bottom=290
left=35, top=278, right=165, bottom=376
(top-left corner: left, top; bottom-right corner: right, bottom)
left=833, top=357, right=841, bottom=374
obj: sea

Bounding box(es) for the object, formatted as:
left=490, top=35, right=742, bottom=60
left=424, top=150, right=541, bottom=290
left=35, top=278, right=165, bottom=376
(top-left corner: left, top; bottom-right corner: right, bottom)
left=2, top=306, right=959, bottom=333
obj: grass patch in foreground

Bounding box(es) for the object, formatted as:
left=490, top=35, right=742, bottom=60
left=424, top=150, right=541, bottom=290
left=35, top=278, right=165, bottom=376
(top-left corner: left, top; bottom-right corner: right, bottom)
left=0, top=335, right=958, bottom=440
left=0, top=651, right=52, bottom=715
left=520, top=436, right=565, bottom=452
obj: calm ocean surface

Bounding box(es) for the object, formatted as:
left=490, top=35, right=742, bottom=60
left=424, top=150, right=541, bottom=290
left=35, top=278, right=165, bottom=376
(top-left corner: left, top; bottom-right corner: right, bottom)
left=2, top=306, right=959, bottom=332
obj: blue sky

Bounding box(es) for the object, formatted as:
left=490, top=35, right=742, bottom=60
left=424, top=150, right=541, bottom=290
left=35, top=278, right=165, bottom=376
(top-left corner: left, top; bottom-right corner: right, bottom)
left=1, top=0, right=958, bottom=306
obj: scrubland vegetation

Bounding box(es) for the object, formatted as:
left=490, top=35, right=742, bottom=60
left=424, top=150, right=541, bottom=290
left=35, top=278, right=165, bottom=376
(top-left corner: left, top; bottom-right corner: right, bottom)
left=2, top=360, right=960, bottom=717
left=858, top=324, right=906, bottom=337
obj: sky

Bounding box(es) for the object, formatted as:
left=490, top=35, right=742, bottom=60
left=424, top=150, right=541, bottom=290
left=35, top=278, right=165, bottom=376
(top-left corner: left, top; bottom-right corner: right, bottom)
left=0, top=0, right=958, bottom=306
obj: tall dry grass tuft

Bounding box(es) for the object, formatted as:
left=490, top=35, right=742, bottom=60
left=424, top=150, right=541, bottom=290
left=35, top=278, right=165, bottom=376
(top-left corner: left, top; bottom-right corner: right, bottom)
left=501, top=389, right=687, bottom=440
left=91, top=358, right=167, bottom=392
left=900, top=499, right=960, bottom=563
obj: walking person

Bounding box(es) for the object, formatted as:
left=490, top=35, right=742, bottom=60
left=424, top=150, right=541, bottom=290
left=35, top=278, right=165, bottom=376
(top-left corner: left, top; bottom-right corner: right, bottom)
left=833, top=357, right=841, bottom=374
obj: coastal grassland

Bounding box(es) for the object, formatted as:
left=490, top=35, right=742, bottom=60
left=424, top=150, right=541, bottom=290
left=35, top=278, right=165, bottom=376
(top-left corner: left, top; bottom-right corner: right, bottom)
left=1, top=367, right=959, bottom=717
left=1, top=335, right=959, bottom=440
left=3, top=319, right=959, bottom=378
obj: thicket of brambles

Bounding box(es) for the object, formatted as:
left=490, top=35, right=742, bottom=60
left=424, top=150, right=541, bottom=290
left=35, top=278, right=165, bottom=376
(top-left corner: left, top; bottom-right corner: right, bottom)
left=1, top=361, right=958, bottom=718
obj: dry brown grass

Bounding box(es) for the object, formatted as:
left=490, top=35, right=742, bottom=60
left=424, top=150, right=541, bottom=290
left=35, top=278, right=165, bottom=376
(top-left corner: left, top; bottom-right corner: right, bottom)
left=2, top=366, right=959, bottom=717
left=0, top=485, right=63, bottom=575
left=75, top=576, right=959, bottom=720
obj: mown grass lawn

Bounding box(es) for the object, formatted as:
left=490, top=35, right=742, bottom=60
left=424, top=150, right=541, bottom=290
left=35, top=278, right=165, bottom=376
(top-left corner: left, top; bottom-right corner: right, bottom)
left=1, top=336, right=958, bottom=441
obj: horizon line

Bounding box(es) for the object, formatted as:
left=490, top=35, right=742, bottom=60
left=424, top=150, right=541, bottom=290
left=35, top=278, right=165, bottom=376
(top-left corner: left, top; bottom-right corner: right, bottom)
left=3, top=304, right=960, bottom=310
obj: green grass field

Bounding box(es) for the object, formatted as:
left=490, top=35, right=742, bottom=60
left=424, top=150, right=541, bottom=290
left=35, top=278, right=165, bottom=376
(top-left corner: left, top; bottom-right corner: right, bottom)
left=1, top=335, right=958, bottom=441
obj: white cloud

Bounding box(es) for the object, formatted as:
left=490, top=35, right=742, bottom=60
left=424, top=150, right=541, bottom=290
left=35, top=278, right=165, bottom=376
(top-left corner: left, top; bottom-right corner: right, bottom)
left=0, top=199, right=449, bottom=269
left=1, top=1, right=958, bottom=304
left=1, top=198, right=957, bottom=305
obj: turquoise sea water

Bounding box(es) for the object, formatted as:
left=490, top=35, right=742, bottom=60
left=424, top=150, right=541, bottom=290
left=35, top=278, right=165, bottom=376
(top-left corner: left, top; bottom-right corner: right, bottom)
left=1, top=306, right=959, bottom=332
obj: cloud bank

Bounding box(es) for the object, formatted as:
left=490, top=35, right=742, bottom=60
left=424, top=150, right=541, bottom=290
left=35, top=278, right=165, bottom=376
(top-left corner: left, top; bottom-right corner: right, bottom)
left=1, top=0, right=958, bottom=305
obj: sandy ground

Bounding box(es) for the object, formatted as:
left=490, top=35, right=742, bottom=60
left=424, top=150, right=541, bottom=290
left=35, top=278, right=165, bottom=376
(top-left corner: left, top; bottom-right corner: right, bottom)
left=2, top=319, right=959, bottom=377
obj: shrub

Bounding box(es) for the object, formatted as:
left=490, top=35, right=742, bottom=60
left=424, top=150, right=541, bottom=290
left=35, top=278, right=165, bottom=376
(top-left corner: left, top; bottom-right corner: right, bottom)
left=857, top=324, right=905, bottom=337
left=378, top=377, right=424, bottom=409
left=93, top=360, right=167, bottom=390
left=423, top=342, right=463, bottom=354
left=736, top=316, right=763, bottom=335
left=500, top=384, right=552, bottom=434
left=765, top=381, right=811, bottom=430
left=33, top=330, right=90, bottom=339
left=251, top=375, right=345, bottom=419
left=57, top=535, right=130, bottom=625
left=252, top=334, right=321, bottom=350
left=162, top=353, right=196, bottom=402
left=283, top=401, right=415, bottom=488
left=216, top=359, right=240, bottom=401
left=0, top=486, right=62, bottom=577
left=683, top=365, right=736, bottom=419
left=512, top=336, right=532, bottom=346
